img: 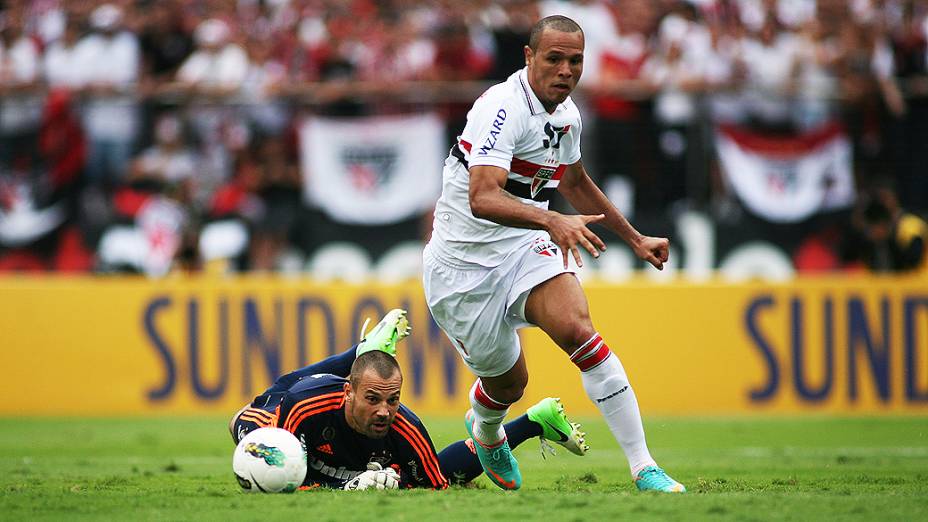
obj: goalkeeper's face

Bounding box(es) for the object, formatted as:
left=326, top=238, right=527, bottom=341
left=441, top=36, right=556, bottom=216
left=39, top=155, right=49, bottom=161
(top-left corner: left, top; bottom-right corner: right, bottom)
left=344, top=369, right=403, bottom=439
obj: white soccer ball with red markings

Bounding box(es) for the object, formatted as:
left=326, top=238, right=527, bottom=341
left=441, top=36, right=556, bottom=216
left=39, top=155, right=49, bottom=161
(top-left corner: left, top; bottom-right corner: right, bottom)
left=233, top=427, right=307, bottom=493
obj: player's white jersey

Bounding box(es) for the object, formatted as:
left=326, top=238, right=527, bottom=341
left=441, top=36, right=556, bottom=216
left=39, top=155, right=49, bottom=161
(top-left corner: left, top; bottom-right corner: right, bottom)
left=430, top=67, right=583, bottom=266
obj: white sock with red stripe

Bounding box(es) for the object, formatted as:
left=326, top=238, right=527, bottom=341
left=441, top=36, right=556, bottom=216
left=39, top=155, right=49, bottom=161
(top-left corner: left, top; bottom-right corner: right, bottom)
left=572, top=333, right=656, bottom=477
left=468, top=379, right=510, bottom=446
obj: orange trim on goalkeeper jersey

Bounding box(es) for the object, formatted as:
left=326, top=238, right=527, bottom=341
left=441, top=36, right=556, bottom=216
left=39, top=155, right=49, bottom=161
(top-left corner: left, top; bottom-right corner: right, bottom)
left=394, top=413, right=449, bottom=489
left=283, top=392, right=345, bottom=432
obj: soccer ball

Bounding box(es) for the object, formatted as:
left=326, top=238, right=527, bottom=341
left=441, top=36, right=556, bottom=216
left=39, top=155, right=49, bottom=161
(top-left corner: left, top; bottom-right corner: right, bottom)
left=232, top=427, right=307, bottom=493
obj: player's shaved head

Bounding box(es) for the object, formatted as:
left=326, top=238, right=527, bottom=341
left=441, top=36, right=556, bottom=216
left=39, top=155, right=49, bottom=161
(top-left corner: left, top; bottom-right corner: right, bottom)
left=349, top=351, right=401, bottom=388
left=528, top=15, right=583, bottom=52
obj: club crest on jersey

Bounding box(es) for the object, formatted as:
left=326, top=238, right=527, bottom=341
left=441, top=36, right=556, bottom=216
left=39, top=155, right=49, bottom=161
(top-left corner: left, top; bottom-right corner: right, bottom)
left=531, top=166, right=557, bottom=197
left=531, top=238, right=558, bottom=257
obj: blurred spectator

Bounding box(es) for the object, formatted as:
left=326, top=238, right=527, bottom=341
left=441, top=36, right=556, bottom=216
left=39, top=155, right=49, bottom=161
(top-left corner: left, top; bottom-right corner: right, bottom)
left=127, top=113, right=198, bottom=202
left=588, top=0, right=656, bottom=216
left=74, top=3, right=141, bottom=187
left=43, top=15, right=85, bottom=90
left=486, top=0, right=539, bottom=82
left=850, top=186, right=927, bottom=275
left=837, top=18, right=907, bottom=185
left=891, top=0, right=928, bottom=211
left=424, top=17, right=492, bottom=145
left=138, top=0, right=194, bottom=84
left=740, top=15, right=800, bottom=128
left=234, top=134, right=301, bottom=271
left=0, top=90, right=90, bottom=272
left=642, top=11, right=707, bottom=210
left=793, top=18, right=841, bottom=129
left=241, top=36, right=289, bottom=136
left=701, top=11, right=747, bottom=125
left=176, top=18, right=248, bottom=96
left=0, top=7, right=43, bottom=170
left=176, top=18, right=249, bottom=202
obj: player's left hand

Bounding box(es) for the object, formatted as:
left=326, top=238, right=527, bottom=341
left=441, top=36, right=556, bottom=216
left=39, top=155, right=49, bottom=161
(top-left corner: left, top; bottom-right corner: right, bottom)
left=633, top=236, right=670, bottom=270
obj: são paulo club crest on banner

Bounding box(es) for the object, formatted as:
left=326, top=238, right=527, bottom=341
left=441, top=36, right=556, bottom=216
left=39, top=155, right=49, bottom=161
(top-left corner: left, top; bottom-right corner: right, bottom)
left=340, top=146, right=398, bottom=193
left=301, top=114, right=443, bottom=225
left=715, top=122, right=854, bottom=223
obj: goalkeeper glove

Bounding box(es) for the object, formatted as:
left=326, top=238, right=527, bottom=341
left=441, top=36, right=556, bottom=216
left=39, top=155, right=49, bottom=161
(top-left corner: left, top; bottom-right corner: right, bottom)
left=343, top=462, right=400, bottom=490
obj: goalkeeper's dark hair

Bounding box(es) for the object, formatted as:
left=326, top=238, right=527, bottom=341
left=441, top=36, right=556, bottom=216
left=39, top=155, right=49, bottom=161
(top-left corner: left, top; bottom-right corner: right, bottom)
left=349, top=351, right=401, bottom=387
left=528, top=15, right=583, bottom=52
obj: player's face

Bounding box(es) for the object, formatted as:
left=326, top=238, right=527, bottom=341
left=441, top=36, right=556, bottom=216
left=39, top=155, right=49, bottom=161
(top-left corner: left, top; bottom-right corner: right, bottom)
left=525, top=28, right=584, bottom=111
left=344, top=369, right=402, bottom=439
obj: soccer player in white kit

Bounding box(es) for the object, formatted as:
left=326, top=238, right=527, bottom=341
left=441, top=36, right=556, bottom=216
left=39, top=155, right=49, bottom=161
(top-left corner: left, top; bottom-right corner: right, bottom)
left=423, top=15, right=685, bottom=493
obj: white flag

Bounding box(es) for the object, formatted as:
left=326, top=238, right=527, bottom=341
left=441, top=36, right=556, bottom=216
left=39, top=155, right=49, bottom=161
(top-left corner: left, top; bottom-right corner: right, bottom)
left=300, top=113, right=444, bottom=225
left=716, top=123, right=855, bottom=223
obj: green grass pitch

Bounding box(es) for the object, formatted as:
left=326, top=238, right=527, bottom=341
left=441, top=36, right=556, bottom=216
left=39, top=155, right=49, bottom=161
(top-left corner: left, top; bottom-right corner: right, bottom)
left=2, top=416, right=926, bottom=521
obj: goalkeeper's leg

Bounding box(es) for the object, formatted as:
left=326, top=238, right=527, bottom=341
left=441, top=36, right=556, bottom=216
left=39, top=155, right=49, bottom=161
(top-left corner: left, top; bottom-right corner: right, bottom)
left=265, top=309, right=410, bottom=393
left=438, top=399, right=587, bottom=485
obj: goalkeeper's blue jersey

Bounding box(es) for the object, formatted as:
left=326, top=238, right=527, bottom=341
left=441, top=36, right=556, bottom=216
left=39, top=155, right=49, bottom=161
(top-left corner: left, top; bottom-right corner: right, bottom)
left=234, top=373, right=448, bottom=490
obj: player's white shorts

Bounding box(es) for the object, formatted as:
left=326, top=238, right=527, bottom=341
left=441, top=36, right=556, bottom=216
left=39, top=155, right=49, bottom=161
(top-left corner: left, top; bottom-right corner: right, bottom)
left=422, top=234, right=578, bottom=377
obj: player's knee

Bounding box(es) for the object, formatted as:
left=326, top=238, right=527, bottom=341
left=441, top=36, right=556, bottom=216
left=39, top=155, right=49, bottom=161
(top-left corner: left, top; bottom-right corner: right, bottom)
left=497, top=374, right=528, bottom=404
left=484, top=376, right=527, bottom=404
left=494, top=383, right=525, bottom=404
left=564, top=321, right=597, bottom=350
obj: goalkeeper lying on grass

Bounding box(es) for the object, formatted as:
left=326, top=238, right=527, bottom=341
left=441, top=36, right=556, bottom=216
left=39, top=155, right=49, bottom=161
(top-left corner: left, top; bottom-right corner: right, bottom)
left=230, top=309, right=587, bottom=490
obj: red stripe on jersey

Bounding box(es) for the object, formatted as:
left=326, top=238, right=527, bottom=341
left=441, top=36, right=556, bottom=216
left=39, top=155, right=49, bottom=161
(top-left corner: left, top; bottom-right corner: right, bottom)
left=459, top=139, right=567, bottom=182
left=509, top=158, right=567, bottom=181
left=393, top=415, right=448, bottom=489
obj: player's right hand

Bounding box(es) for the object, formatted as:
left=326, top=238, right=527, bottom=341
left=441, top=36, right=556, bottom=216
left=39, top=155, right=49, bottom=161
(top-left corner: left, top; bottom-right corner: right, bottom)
left=632, top=235, right=670, bottom=271
left=343, top=462, right=400, bottom=490
left=545, top=213, right=607, bottom=269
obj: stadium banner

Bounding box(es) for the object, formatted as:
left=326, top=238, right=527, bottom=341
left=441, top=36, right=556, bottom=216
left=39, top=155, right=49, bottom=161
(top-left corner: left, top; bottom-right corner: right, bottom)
left=1, top=276, right=927, bottom=416
left=299, top=113, right=444, bottom=225
left=716, top=123, right=855, bottom=223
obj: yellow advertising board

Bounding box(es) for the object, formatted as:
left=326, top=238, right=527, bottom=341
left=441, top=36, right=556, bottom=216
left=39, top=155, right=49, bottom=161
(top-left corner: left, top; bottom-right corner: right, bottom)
left=1, top=275, right=926, bottom=416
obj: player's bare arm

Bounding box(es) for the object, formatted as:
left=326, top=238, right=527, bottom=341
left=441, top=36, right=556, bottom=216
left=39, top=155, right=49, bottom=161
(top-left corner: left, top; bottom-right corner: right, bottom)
left=559, top=160, right=670, bottom=270
left=469, top=164, right=606, bottom=268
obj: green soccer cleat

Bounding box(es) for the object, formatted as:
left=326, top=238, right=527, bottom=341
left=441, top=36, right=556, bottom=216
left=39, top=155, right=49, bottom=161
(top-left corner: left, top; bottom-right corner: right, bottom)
left=635, top=465, right=686, bottom=493
left=465, top=409, right=522, bottom=491
left=526, top=397, right=589, bottom=456
left=355, top=309, right=411, bottom=358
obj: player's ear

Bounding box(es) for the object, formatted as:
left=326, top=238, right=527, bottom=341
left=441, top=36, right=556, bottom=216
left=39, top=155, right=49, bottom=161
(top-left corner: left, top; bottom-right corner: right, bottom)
left=524, top=44, right=532, bottom=66
left=343, top=381, right=352, bottom=401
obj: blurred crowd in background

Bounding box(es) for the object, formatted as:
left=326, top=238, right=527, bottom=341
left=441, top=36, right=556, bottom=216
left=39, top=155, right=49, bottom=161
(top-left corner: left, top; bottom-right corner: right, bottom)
left=0, top=0, right=926, bottom=278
